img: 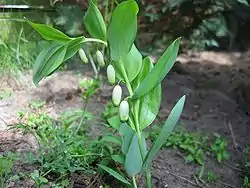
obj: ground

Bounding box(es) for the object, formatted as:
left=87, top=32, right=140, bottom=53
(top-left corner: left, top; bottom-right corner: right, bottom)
left=0, top=51, right=250, bottom=188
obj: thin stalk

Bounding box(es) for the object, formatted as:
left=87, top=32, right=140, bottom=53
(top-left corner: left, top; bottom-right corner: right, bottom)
left=88, top=55, right=98, bottom=79
left=119, top=63, right=152, bottom=186
left=73, top=97, right=89, bottom=136
left=84, top=38, right=107, bottom=46
left=146, top=170, right=152, bottom=188
left=119, top=63, right=141, bottom=135
left=104, top=0, right=110, bottom=24
left=16, top=27, right=23, bottom=66
left=132, top=176, right=138, bottom=188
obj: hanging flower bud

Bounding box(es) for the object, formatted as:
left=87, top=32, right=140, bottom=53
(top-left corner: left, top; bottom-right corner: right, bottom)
left=107, top=65, right=116, bottom=85
left=119, top=100, right=129, bottom=121
left=78, top=49, right=88, bottom=64
left=112, top=85, right=122, bottom=106
left=96, top=50, right=105, bottom=67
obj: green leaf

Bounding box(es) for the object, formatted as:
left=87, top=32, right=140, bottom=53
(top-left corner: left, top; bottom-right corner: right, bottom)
left=125, top=134, right=143, bottom=176
left=113, top=44, right=142, bottom=82
left=237, top=0, right=249, bottom=5
left=0, top=157, right=13, bottom=174
left=107, top=0, right=139, bottom=61
left=84, top=0, right=106, bottom=41
left=111, top=154, right=125, bottom=164
left=143, top=95, right=186, bottom=169
left=27, top=21, right=71, bottom=43
left=98, top=164, right=131, bottom=185
left=64, top=37, right=85, bottom=61
left=102, top=135, right=122, bottom=145
left=132, top=38, right=181, bottom=100
left=119, top=124, right=134, bottom=154
left=132, top=57, right=161, bottom=129
left=107, top=115, right=121, bottom=130
left=33, top=42, right=67, bottom=84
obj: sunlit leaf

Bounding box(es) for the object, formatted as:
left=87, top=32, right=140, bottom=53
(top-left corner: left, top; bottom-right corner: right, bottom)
left=143, top=95, right=186, bottom=169
left=84, top=0, right=106, bottom=41
left=107, top=115, right=121, bottom=130
left=27, top=21, right=71, bottom=43
left=132, top=57, right=161, bottom=129
left=132, top=38, right=181, bottom=100
left=33, top=42, right=67, bottom=84
left=64, top=37, right=85, bottom=61
left=113, top=44, right=142, bottom=82
left=107, top=0, right=139, bottom=60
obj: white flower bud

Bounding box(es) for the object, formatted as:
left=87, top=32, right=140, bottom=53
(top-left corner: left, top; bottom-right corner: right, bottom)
left=96, top=50, right=105, bottom=67
left=78, top=49, right=88, bottom=63
left=107, top=65, right=116, bottom=85
left=119, top=100, right=129, bottom=121
left=112, top=85, right=122, bottom=106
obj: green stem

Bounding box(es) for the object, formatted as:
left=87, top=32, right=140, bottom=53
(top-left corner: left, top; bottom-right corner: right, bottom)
left=88, top=55, right=99, bottom=79
left=73, top=97, right=89, bottom=136
left=146, top=170, right=152, bottom=188
left=84, top=38, right=107, bottom=46
left=119, top=63, right=141, bottom=135
left=132, top=176, right=138, bottom=188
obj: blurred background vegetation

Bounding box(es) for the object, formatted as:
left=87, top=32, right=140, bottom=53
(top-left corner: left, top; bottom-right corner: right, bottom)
left=1, top=0, right=250, bottom=75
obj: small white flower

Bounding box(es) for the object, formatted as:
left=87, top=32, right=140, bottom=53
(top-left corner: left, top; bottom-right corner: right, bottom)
left=107, top=64, right=116, bottom=85
left=112, top=85, right=122, bottom=106
left=119, top=100, right=129, bottom=121
left=78, top=48, right=88, bottom=63
left=96, top=50, right=105, bottom=67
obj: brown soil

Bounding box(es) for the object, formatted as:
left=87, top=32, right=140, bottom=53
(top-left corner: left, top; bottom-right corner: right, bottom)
left=0, top=51, right=250, bottom=188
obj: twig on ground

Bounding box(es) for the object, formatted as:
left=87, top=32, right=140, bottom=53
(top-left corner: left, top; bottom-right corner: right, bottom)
left=165, top=170, right=203, bottom=188
left=225, top=120, right=238, bottom=151
left=0, top=117, right=8, bottom=127
left=223, top=162, right=246, bottom=173
left=86, top=174, right=100, bottom=188
left=217, top=180, right=240, bottom=188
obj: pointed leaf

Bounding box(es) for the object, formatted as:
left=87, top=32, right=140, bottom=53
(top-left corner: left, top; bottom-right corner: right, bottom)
left=119, top=123, right=134, bottom=154
left=143, top=95, right=186, bottom=169
left=132, top=38, right=181, bottom=100
left=107, top=115, right=121, bottom=130
left=98, top=164, right=131, bottom=185
left=107, top=0, right=139, bottom=60
left=132, top=57, right=161, bottom=129
left=113, top=44, right=142, bottom=82
left=28, top=21, right=71, bottom=43
left=111, top=154, right=125, bottom=164
left=84, top=0, right=106, bottom=41
left=102, top=135, right=122, bottom=145
left=64, top=37, right=85, bottom=61
left=125, top=134, right=144, bottom=176
left=33, top=43, right=67, bottom=84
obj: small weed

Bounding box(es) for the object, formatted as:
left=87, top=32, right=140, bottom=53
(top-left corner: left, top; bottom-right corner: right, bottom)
left=14, top=109, right=114, bottom=185
left=79, top=77, right=101, bottom=100
left=244, top=176, right=250, bottom=188
left=30, top=170, right=48, bottom=187
left=210, top=135, right=230, bottom=163
left=102, top=102, right=118, bottom=119
left=207, top=171, right=217, bottom=183
left=0, top=152, right=19, bottom=188
left=28, top=100, right=46, bottom=110
left=243, top=147, right=250, bottom=188
left=0, top=89, right=12, bottom=100
left=151, top=128, right=208, bottom=165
